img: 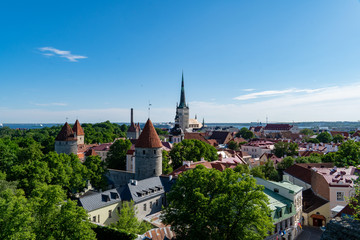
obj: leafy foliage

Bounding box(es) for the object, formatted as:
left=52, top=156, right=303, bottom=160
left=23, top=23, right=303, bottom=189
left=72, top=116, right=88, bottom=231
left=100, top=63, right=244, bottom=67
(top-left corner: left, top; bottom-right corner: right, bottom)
left=274, top=141, right=298, bottom=157
left=316, top=132, right=332, bottom=143
left=335, top=140, right=360, bottom=167
left=162, top=166, right=273, bottom=240
left=227, top=140, right=239, bottom=150
left=106, top=139, right=132, bottom=170
left=169, top=139, right=218, bottom=169
left=236, top=127, right=254, bottom=140
left=300, top=128, right=314, bottom=136
left=84, top=155, right=108, bottom=190
left=82, top=121, right=128, bottom=144
left=92, top=225, right=136, bottom=240
left=111, top=201, right=152, bottom=235
left=332, top=134, right=344, bottom=143
left=162, top=150, right=173, bottom=174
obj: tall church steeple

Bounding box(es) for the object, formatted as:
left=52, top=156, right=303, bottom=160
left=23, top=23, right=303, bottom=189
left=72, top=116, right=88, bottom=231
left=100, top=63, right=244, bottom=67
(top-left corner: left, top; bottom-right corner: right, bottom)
left=179, top=72, right=187, bottom=108
left=175, top=72, right=189, bottom=131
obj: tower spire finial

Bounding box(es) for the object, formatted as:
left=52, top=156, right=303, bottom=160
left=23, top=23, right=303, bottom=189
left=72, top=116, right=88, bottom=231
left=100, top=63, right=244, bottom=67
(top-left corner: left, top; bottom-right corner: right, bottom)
left=179, top=71, right=186, bottom=108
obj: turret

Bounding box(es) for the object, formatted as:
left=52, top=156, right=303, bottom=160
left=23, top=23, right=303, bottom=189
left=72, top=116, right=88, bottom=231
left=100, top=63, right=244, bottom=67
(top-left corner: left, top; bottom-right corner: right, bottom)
left=55, top=122, right=78, bottom=155
left=135, top=119, right=162, bottom=180
left=73, top=120, right=85, bottom=145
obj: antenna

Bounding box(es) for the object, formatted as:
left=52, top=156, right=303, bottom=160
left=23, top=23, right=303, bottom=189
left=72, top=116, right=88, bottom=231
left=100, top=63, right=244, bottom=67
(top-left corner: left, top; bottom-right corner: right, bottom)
left=66, top=117, right=69, bottom=123
left=148, top=101, right=152, bottom=119
left=266, top=116, right=268, bottom=124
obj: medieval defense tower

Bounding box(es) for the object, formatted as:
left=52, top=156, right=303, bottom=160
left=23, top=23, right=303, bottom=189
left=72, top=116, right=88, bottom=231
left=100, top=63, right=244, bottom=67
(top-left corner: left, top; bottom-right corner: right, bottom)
left=176, top=72, right=189, bottom=131
left=55, top=122, right=78, bottom=155
left=135, top=119, right=162, bottom=181
left=73, top=119, right=85, bottom=145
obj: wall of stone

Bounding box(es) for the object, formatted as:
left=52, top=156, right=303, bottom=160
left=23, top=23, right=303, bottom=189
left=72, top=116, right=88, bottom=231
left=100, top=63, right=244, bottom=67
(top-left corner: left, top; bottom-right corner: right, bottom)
left=135, top=147, right=162, bottom=180
left=55, top=140, right=78, bottom=155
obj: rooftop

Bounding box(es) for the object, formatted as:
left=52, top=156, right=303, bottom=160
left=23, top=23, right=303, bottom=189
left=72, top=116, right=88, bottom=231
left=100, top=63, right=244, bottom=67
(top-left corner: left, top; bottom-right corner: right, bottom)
left=135, top=119, right=162, bottom=148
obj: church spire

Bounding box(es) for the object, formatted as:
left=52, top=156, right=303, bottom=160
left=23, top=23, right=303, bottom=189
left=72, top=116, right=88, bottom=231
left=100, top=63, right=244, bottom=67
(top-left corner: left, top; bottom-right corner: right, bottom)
left=179, top=71, right=187, bottom=108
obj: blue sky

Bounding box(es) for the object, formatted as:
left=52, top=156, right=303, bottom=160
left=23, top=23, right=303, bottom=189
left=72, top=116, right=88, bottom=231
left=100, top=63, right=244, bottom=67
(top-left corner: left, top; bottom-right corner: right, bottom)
left=2, top=0, right=360, bottom=123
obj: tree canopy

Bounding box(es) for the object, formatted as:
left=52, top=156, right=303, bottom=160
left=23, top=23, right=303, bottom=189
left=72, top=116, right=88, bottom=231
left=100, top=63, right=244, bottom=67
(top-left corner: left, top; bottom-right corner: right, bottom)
left=111, top=201, right=152, bottom=235
left=316, top=132, right=332, bottom=143
left=106, top=139, right=132, bottom=170
left=274, top=141, right=298, bottom=157
left=162, top=165, right=273, bottom=240
left=236, top=127, right=254, bottom=140
left=169, top=139, right=218, bottom=169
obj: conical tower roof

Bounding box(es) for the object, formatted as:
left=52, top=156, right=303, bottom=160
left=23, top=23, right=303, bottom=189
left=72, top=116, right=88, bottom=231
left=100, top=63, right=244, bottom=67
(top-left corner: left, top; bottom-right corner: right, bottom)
left=135, top=119, right=162, bottom=148
left=73, top=120, right=85, bottom=136
left=56, top=122, right=76, bottom=141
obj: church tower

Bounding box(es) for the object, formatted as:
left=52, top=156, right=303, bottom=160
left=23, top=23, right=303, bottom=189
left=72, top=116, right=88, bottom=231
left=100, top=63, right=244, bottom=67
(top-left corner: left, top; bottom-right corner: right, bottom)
left=176, top=72, right=189, bottom=131
left=135, top=119, right=162, bottom=181
left=55, top=122, right=78, bottom=155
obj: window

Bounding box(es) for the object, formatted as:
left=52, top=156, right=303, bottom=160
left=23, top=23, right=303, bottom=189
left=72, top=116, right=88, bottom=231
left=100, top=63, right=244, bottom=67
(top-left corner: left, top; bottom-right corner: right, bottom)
left=150, top=201, right=153, bottom=209
left=98, top=215, right=100, bottom=223
left=144, top=203, right=146, bottom=211
left=156, top=199, right=159, bottom=206
left=108, top=210, right=112, bottom=218
left=274, top=188, right=279, bottom=193
left=154, top=150, right=156, bottom=154
left=337, top=192, right=344, bottom=201
left=143, top=150, right=146, bottom=155
left=93, top=216, right=96, bottom=222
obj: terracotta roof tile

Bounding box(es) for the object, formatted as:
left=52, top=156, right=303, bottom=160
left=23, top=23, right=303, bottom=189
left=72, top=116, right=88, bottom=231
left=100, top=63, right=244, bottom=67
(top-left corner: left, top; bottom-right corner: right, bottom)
left=55, top=122, right=76, bottom=141
left=135, top=119, right=162, bottom=148
left=73, top=120, right=85, bottom=136
left=264, top=124, right=293, bottom=131
left=284, top=163, right=334, bottom=184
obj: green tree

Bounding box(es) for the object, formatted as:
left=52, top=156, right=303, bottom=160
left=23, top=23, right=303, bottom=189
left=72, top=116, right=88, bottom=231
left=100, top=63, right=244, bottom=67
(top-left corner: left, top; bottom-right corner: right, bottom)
left=234, top=164, right=250, bottom=174
left=169, top=139, right=218, bottom=169
left=316, top=132, right=332, bottom=143
left=277, top=156, right=295, bottom=172
left=30, top=184, right=96, bottom=240
left=84, top=155, right=108, bottom=190
left=227, top=140, right=239, bottom=150
left=335, top=140, right=360, bottom=167
left=0, top=178, right=35, bottom=240
left=162, top=166, right=273, bottom=240
left=236, top=127, right=254, bottom=140
left=250, top=166, right=266, bottom=179
left=111, top=201, right=152, bottom=235
left=300, top=128, right=314, bottom=136
left=162, top=150, right=173, bottom=174
left=332, top=134, right=344, bottom=143
left=321, top=152, right=337, bottom=163
left=305, top=138, right=320, bottom=143
left=274, top=142, right=298, bottom=157
left=106, top=139, right=132, bottom=170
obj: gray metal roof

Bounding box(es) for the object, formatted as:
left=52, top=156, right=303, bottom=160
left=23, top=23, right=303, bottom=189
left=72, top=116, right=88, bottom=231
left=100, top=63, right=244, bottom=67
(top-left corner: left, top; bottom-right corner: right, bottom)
left=79, top=176, right=176, bottom=211
left=79, top=187, right=124, bottom=212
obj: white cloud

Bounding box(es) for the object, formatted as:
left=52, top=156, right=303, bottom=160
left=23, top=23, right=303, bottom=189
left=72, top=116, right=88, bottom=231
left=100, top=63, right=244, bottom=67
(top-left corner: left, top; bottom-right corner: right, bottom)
left=190, top=83, right=360, bottom=122
left=242, top=88, right=255, bottom=92
left=234, top=88, right=323, bottom=100
left=38, top=47, right=87, bottom=62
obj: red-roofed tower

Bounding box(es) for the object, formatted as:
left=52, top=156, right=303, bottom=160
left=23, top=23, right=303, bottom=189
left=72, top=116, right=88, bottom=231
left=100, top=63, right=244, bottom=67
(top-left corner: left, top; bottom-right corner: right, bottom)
left=135, top=119, right=162, bottom=180
left=55, top=122, right=78, bottom=155
left=73, top=119, right=85, bottom=145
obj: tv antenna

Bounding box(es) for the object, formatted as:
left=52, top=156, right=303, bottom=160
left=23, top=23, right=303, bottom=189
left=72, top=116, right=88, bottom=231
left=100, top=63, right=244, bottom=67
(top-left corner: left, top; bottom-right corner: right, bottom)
left=148, top=101, right=152, bottom=119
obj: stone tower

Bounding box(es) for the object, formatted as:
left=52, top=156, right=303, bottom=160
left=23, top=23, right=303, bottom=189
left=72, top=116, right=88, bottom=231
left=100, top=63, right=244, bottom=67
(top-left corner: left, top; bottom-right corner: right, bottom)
left=127, top=108, right=141, bottom=139
left=73, top=120, right=85, bottom=145
left=176, top=72, right=189, bottom=131
left=135, top=119, right=162, bottom=181
left=55, top=122, right=78, bottom=155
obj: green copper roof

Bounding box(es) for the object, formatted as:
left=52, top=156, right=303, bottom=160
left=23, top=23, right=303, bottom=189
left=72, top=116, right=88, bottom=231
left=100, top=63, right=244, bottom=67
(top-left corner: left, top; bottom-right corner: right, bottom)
left=178, top=72, right=187, bottom=108
left=264, top=189, right=296, bottom=224
left=266, top=180, right=303, bottom=193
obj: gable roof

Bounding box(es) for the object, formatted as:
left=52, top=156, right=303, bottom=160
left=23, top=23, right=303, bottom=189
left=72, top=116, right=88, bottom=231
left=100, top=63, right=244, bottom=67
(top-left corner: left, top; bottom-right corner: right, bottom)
left=264, top=124, right=293, bottom=131
left=73, top=120, right=85, bottom=136
left=55, top=122, right=76, bottom=141
left=184, top=132, right=210, bottom=144
left=209, top=131, right=233, bottom=144
left=302, top=188, right=329, bottom=213
left=135, top=119, right=162, bottom=148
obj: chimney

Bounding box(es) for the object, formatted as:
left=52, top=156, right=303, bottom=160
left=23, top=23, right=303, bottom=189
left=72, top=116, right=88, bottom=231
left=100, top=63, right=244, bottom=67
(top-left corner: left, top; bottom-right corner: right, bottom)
left=130, top=108, right=134, bottom=124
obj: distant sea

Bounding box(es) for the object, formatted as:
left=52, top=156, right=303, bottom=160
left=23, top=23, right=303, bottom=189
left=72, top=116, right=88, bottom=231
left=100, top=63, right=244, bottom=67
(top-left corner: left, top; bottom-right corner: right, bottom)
left=1, top=121, right=360, bottom=131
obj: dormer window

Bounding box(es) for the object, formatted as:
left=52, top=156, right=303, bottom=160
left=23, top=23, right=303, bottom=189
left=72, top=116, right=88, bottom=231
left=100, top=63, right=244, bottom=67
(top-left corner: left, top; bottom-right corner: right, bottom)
left=274, top=188, right=279, bottom=193
left=143, top=150, right=146, bottom=155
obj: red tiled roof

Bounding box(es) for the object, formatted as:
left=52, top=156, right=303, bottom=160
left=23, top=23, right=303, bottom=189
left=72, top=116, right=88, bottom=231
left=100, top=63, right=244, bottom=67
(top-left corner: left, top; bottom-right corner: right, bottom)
left=330, top=131, right=349, bottom=138
left=127, top=122, right=138, bottom=132
left=135, top=119, right=162, bottom=148
left=55, top=122, right=77, bottom=141
left=143, top=227, right=175, bottom=240
left=92, top=143, right=112, bottom=151
left=85, top=148, right=98, bottom=157
left=264, top=124, right=293, bottom=131
left=73, top=120, right=85, bottom=136
left=209, top=131, right=233, bottom=144
left=284, top=163, right=334, bottom=184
